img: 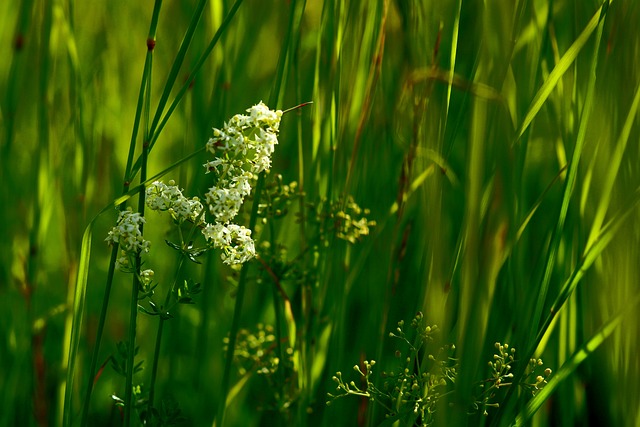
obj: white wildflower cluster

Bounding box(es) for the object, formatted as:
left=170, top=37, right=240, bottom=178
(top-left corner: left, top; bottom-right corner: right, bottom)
left=202, top=223, right=256, bottom=265
left=105, top=209, right=151, bottom=270
left=201, top=101, right=283, bottom=265
left=203, top=102, right=282, bottom=222
left=146, top=180, right=205, bottom=224
left=122, top=102, right=282, bottom=266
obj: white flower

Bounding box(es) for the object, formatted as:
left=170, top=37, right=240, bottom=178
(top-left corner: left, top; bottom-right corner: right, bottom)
left=105, top=209, right=150, bottom=254
left=140, top=269, right=154, bottom=287
left=146, top=180, right=204, bottom=224
left=202, top=102, right=282, bottom=228
left=106, top=209, right=151, bottom=271
left=202, top=223, right=256, bottom=265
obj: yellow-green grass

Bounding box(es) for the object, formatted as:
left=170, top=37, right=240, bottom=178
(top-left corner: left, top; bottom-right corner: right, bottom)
left=1, top=0, right=638, bottom=426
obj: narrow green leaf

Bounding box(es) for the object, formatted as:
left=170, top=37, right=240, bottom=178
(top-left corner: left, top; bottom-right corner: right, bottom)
left=516, top=0, right=612, bottom=140
left=62, top=223, right=92, bottom=426
left=515, top=291, right=640, bottom=425
left=585, top=81, right=640, bottom=252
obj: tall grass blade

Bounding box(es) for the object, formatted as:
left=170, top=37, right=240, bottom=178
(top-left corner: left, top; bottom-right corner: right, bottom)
left=515, top=291, right=640, bottom=425
left=528, top=0, right=608, bottom=345
left=585, top=81, right=640, bottom=252
left=516, top=0, right=611, bottom=141
left=62, top=225, right=92, bottom=426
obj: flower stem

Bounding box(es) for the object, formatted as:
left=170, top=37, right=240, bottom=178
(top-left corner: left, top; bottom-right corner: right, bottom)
left=147, top=256, right=186, bottom=418
left=123, top=262, right=141, bottom=427
left=216, top=173, right=266, bottom=427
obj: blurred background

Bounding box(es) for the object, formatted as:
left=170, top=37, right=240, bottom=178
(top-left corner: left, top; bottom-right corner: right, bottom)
left=1, top=1, right=639, bottom=426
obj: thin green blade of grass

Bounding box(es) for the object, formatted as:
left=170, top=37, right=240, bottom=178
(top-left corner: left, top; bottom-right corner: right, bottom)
left=516, top=0, right=611, bottom=141
left=497, top=4, right=611, bottom=424
left=215, top=1, right=298, bottom=424
left=585, top=81, right=640, bottom=252
left=343, top=0, right=388, bottom=194
left=516, top=165, right=567, bottom=241
left=445, top=0, right=463, bottom=125
left=76, top=4, right=164, bottom=422
left=536, top=185, right=640, bottom=346
left=147, top=0, right=207, bottom=139
left=147, top=0, right=246, bottom=152
left=62, top=225, right=92, bottom=426
left=528, top=0, right=608, bottom=347
left=123, top=0, right=163, bottom=186
left=455, top=93, right=488, bottom=414
left=515, top=290, right=640, bottom=426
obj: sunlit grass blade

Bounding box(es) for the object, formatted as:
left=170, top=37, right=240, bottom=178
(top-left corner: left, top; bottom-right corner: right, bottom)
left=528, top=0, right=608, bottom=345
left=62, top=224, right=93, bottom=426
left=344, top=0, right=389, bottom=193
left=585, top=81, right=640, bottom=252
left=516, top=0, right=611, bottom=140
left=445, top=0, right=463, bottom=123
left=147, top=0, right=246, bottom=151
left=536, top=186, right=640, bottom=346
left=515, top=291, right=640, bottom=425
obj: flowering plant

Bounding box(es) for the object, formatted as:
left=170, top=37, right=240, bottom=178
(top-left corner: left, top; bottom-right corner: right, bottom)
left=107, top=102, right=282, bottom=267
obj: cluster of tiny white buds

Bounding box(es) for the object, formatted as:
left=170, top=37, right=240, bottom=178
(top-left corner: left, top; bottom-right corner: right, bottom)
left=202, top=223, right=256, bottom=265
left=201, top=102, right=282, bottom=265
left=105, top=209, right=151, bottom=271
left=146, top=180, right=205, bottom=224
left=140, top=269, right=154, bottom=286
left=105, top=209, right=150, bottom=253
left=108, top=103, right=284, bottom=267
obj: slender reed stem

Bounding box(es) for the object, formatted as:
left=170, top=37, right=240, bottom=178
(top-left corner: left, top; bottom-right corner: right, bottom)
left=147, top=257, right=187, bottom=417
left=79, top=2, right=162, bottom=423
left=123, top=263, right=141, bottom=427
left=123, top=136, right=150, bottom=426
left=216, top=174, right=266, bottom=427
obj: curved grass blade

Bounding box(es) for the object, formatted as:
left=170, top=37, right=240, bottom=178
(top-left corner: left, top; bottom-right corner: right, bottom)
left=147, top=0, right=208, bottom=139
left=528, top=0, right=609, bottom=351
left=585, top=81, right=640, bottom=252
left=516, top=0, right=612, bottom=141
left=62, top=223, right=92, bottom=426
left=515, top=291, right=640, bottom=425
left=536, top=186, right=640, bottom=346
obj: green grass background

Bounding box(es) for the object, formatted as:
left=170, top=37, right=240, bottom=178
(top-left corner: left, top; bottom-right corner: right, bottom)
left=1, top=0, right=639, bottom=426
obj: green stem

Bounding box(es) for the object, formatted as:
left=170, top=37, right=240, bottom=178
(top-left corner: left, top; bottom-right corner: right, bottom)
left=124, top=93, right=151, bottom=427
left=147, top=256, right=187, bottom=418
left=147, top=0, right=246, bottom=153
left=216, top=173, right=266, bottom=427
left=147, top=318, right=165, bottom=421
left=123, top=263, right=141, bottom=427
left=81, top=2, right=161, bottom=420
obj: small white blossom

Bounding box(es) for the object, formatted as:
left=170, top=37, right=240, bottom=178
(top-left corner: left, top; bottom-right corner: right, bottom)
left=106, top=209, right=150, bottom=271
left=105, top=209, right=150, bottom=254
left=146, top=180, right=204, bottom=224
left=140, top=269, right=154, bottom=287
left=202, top=223, right=256, bottom=265
left=140, top=102, right=281, bottom=267
left=202, top=101, right=281, bottom=234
